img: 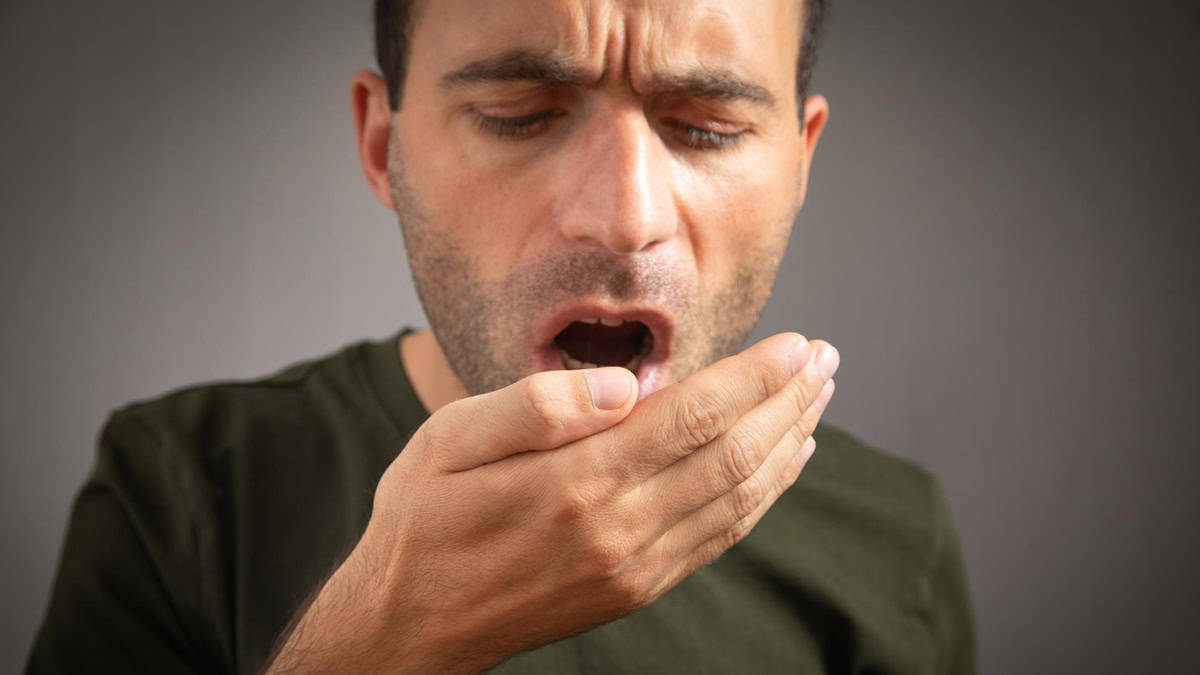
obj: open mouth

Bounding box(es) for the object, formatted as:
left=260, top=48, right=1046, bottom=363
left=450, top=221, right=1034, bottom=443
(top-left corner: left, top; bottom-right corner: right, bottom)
left=553, top=318, right=653, bottom=373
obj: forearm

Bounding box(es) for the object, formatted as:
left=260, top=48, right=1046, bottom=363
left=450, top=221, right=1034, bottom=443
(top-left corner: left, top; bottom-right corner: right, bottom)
left=262, top=541, right=478, bottom=675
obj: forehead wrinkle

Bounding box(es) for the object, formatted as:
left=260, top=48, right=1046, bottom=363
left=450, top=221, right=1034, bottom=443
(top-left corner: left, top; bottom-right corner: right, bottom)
left=434, top=1, right=623, bottom=90
left=432, top=0, right=788, bottom=107
left=597, top=0, right=629, bottom=87
left=624, top=2, right=784, bottom=105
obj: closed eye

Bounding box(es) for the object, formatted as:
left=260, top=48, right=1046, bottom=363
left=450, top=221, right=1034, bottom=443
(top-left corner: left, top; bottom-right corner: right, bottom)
left=471, top=110, right=749, bottom=151
left=662, top=120, right=749, bottom=151
left=472, top=110, right=561, bottom=139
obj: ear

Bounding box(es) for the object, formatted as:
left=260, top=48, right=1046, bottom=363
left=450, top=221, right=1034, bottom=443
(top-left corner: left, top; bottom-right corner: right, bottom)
left=351, top=69, right=396, bottom=210
left=794, top=94, right=829, bottom=211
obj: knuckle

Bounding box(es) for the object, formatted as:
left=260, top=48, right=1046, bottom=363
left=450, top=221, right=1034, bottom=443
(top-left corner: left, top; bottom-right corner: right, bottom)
left=523, top=374, right=568, bottom=435
left=415, top=415, right=456, bottom=464
left=784, top=372, right=816, bottom=412
left=720, top=429, right=762, bottom=487
left=796, top=409, right=819, bottom=443
left=787, top=422, right=809, bottom=451
left=726, top=516, right=754, bottom=546
left=583, top=531, right=633, bottom=581
left=675, top=391, right=727, bottom=448
left=608, top=568, right=648, bottom=609
left=552, top=481, right=597, bottom=525
left=768, top=464, right=793, bottom=499
left=594, top=544, right=627, bottom=581
left=782, top=456, right=805, bottom=487
left=713, top=529, right=740, bottom=557
left=752, top=349, right=792, bottom=399
left=605, top=558, right=655, bottom=610
left=692, top=539, right=724, bottom=569
left=731, top=473, right=766, bottom=520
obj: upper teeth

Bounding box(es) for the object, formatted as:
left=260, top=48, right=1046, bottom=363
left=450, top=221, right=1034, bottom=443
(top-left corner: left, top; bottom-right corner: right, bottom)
left=556, top=317, right=652, bottom=373
left=577, top=317, right=629, bottom=327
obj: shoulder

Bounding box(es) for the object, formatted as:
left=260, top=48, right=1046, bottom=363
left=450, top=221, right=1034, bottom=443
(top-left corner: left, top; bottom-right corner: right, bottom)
left=91, top=336, right=407, bottom=511
left=108, top=338, right=382, bottom=447
left=44, top=339, right=409, bottom=674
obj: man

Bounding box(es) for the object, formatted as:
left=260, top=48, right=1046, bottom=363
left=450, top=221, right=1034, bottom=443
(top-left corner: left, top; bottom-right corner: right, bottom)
left=29, top=0, right=975, bottom=672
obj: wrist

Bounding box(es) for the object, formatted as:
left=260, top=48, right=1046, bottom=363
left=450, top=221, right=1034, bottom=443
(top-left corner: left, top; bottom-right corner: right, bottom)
left=263, top=533, right=457, bottom=674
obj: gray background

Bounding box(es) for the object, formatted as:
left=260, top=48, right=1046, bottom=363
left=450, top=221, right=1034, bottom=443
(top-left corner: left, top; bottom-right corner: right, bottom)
left=2, top=0, right=1198, bottom=672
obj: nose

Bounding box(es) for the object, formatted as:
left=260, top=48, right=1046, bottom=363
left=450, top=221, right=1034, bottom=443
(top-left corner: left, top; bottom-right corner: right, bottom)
left=555, top=108, right=678, bottom=254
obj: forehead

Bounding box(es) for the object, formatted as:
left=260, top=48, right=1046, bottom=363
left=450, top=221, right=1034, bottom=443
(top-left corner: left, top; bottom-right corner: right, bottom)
left=410, top=0, right=800, bottom=93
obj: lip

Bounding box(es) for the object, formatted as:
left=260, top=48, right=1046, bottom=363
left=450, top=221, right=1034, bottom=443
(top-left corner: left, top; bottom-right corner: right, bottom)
left=530, top=303, right=674, bottom=401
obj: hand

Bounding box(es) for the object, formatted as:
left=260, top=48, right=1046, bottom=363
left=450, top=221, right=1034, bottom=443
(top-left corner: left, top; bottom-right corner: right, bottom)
left=265, top=333, right=839, bottom=674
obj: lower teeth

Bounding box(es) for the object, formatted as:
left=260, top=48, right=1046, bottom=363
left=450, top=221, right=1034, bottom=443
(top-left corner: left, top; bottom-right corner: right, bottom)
left=557, top=349, right=643, bottom=373
left=554, top=324, right=653, bottom=374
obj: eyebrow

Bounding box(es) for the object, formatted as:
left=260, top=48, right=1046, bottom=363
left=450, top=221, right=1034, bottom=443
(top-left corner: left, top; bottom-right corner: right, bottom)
left=646, top=70, right=776, bottom=108
left=440, top=49, right=776, bottom=108
left=441, top=50, right=594, bottom=89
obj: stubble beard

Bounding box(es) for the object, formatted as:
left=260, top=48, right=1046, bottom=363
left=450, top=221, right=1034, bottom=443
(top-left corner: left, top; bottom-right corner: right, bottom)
left=388, top=131, right=793, bottom=397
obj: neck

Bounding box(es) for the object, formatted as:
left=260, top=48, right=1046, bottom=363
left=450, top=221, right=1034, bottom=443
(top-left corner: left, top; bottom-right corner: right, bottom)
left=399, top=329, right=470, bottom=413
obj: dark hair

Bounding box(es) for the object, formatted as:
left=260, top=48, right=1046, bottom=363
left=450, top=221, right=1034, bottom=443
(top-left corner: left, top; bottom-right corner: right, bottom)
left=375, top=0, right=828, bottom=112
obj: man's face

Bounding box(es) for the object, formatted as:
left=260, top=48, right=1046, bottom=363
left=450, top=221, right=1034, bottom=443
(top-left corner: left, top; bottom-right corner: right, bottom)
left=389, top=0, right=820, bottom=399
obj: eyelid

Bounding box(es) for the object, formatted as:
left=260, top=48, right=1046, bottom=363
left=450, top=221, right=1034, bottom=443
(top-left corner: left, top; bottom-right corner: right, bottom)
left=467, top=83, right=573, bottom=115
left=469, top=104, right=751, bottom=150
left=655, top=96, right=753, bottom=123
left=472, top=99, right=556, bottom=117
left=664, top=117, right=747, bottom=135
left=660, top=118, right=751, bottom=151
left=471, top=109, right=562, bottom=139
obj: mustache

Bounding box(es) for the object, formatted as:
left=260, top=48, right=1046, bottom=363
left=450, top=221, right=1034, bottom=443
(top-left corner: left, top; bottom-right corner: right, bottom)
left=504, top=249, right=692, bottom=309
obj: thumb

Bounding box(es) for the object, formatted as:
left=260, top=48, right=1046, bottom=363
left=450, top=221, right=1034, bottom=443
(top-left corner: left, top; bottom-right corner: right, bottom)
left=418, top=367, right=637, bottom=472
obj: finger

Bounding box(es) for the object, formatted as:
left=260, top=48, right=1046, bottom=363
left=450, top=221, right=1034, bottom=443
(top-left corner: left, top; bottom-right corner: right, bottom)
left=602, top=333, right=812, bottom=485
left=656, top=435, right=817, bottom=592
left=644, top=342, right=838, bottom=518
left=795, top=378, right=835, bottom=443
left=654, top=418, right=818, bottom=565
left=420, top=367, right=637, bottom=472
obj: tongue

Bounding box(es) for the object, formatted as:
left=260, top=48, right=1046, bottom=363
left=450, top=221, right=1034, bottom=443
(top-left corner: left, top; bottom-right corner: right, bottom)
left=555, top=321, right=646, bottom=366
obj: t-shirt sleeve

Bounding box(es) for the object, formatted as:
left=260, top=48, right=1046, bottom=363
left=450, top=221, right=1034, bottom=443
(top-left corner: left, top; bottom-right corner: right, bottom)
left=926, top=479, right=977, bottom=675
left=26, top=410, right=222, bottom=674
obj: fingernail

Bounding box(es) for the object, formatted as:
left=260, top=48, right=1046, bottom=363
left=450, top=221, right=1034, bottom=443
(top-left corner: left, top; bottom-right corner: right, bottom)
left=586, top=368, right=634, bottom=410
left=816, top=344, right=840, bottom=379
left=814, top=378, right=835, bottom=411
left=793, top=436, right=817, bottom=468
left=789, top=336, right=811, bottom=374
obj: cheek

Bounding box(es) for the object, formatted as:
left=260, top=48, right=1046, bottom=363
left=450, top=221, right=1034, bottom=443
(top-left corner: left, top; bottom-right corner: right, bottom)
left=674, top=145, right=800, bottom=286
left=397, top=117, right=551, bottom=281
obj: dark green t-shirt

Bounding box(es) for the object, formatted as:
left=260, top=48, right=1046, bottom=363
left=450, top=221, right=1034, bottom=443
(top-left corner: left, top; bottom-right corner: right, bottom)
left=28, top=332, right=975, bottom=674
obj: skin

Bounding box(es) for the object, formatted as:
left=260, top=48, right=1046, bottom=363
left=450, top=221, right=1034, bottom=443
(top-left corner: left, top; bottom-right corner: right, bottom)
left=369, top=0, right=828, bottom=405
left=266, top=1, right=837, bottom=672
